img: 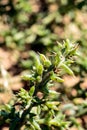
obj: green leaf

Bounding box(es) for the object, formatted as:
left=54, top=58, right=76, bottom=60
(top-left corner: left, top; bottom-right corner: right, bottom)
left=51, top=72, right=64, bottom=82
left=39, top=53, right=51, bottom=68
left=37, top=64, right=44, bottom=75
left=32, top=120, right=41, bottom=130
left=60, top=63, right=74, bottom=75
left=29, top=86, right=35, bottom=96
left=22, top=74, right=35, bottom=81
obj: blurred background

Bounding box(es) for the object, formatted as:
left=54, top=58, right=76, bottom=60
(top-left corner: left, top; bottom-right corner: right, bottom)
left=0, top=0, right=87, bottom=130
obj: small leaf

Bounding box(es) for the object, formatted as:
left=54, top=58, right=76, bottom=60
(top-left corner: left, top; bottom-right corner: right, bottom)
left=37, top=64, right=43, bottom=75
left=22, top=74, right=35, bottom=81
left=46, top=101, right=59, bottom=110
left=51, top=72, right=64, bottom=82
left=29, top=86, right=35, bottom=96
left=60, top=63, right=74, bottom=75
left=68, top=43, right=79, bottom=56
left=32, top=120, right=41, bottom=130
left=39, top=53, right=51, bottom=68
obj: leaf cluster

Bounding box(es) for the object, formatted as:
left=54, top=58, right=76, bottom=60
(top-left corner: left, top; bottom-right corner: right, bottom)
left=0, top=40, right=77, bottom=130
